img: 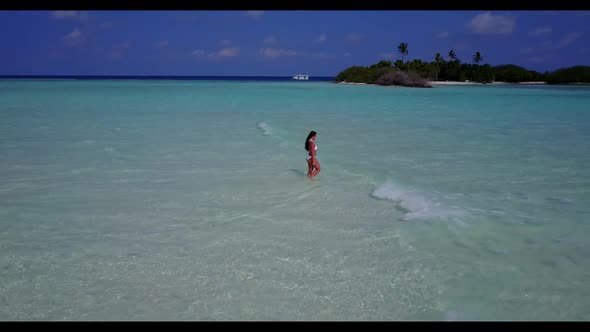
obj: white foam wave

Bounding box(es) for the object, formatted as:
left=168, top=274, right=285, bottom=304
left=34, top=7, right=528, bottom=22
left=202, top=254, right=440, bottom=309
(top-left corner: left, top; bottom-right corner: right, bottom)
left=370, top=182, right=466, bottom=221
left=256, top=122, right=272, bottom=136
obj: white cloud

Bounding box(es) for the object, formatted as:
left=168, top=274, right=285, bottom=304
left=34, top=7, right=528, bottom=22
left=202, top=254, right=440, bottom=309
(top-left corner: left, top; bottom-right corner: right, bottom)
left=258, top=49, right=331, bottom=59
left=527, top=56, right=546, bottom=63
left=193, top=49, right=206, bottom=56
left=110, top=41, right=131, bottom=60
left=218, top=40, right=232, bottom=46
left=154, top=41, right=169, bottom=48
left=308, top=52, right=336, bottom=59
left=436, top=31, right=449, bottom=38
left=259, top=48, right=298, bottom=59
left=216, top=47, right=240, bottom=57
left=344, top=52, right=351, bottom=57
left=52, top=11, right=89, bottom=21
left=53, top=11, right=78, bottom=19
left=317, top=33, right=327, bottom=43
left=530, top=26, right=552, bottom=36
left=192, top=47, right=240, bottom=59
left=537, top=11, right=557, bottom=16
left=378, top=52, right=396, bottom=58
left=557, top=32, right=582, bottom=48
left=468, top=12, right=515, bottom=35
left=64, top=28, right=81, bottom=40
left=245, top=11, right=264, bottom=19
left=263, top=35, right=277, bottom=44
left=64, top=28, right=83, bottom=46
left=347, top=33, right=363, bottom=42
left=114, top=41, right=130, bottom=49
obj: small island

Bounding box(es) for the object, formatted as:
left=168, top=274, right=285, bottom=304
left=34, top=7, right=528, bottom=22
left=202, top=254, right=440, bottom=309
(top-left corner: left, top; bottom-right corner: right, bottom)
left=336, top=42, right=590, bottom=88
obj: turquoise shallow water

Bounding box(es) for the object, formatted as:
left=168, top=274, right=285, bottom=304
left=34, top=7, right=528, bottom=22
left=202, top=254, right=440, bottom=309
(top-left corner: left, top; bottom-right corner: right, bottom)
left=1, top=79, right=589, bottom=320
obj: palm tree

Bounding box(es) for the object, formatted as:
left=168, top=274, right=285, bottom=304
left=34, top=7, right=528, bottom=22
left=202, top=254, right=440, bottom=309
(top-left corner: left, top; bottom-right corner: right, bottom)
left=398, top=42, right=409, bottom=71
left=434, top=52, right=443, bottom=81
left=435, top=52, right=443, bottom=64
left=448, top=50, right=457, bottom=61
left=473, top=51, right=483, bottom=65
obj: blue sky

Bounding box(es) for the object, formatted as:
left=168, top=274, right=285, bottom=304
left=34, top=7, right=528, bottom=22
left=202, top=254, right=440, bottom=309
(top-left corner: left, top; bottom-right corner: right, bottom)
left=1, top=10, right=589, bottom=76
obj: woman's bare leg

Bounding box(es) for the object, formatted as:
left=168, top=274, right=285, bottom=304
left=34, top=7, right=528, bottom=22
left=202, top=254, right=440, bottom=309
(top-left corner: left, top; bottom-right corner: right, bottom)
left=311, top=159, right=320, bottom=177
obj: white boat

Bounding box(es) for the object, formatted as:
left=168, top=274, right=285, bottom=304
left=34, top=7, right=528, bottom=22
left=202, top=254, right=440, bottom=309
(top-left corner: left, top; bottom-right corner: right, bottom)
left=292, top=74, right=309, bottom=80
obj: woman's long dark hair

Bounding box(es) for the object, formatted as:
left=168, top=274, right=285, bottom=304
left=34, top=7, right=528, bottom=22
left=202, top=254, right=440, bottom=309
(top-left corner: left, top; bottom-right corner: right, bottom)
left=305, top=131, right=317, bottom=151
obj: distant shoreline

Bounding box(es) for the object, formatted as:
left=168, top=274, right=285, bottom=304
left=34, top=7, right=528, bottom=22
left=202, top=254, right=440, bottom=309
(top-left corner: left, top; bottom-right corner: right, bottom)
left=429, top=81, right=547, bottom=86
left=338, top=80, right=552, bottom=86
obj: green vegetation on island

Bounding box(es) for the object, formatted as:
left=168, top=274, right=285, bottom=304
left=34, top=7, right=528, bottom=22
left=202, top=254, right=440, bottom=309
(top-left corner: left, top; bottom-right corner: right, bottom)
left=545, top=66, right=590, bottom=84
left=335, top=42, right=590, bottom=87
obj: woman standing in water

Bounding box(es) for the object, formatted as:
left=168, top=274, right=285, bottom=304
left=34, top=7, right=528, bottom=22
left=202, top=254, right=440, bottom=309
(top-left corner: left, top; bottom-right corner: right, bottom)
left=305, top=130, right=320, bottom=177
